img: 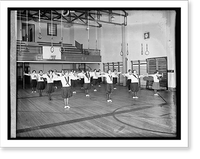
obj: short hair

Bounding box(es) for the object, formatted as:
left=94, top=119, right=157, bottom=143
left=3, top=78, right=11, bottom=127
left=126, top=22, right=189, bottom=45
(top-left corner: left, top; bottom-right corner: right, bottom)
left=32, top=70, right=36, bottom=73
left=39, top=70, right=43, bottom=73
left=107, top=69, right=111, bottom=73
left=154, top=70, right=159, bottom=74
left=132, top=70, right=137, bottom=73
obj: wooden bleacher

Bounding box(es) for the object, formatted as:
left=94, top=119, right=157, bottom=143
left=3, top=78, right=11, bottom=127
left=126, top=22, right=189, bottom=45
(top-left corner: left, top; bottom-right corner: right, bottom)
left=16, top=41, right=101, bottom=62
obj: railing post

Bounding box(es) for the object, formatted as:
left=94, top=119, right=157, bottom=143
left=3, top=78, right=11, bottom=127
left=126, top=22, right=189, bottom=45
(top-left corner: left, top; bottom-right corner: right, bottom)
left=131, top=60, right=133, bottom=72
left=118, top=62, right=120, bottom=85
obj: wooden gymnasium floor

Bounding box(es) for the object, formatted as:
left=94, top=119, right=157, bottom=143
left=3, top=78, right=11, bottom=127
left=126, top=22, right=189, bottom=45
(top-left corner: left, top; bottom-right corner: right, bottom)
left=16, top=84, right=176, bottom=138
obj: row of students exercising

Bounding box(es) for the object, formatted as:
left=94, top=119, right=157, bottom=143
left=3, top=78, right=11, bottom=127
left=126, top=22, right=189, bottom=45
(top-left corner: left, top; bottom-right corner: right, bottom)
left=24, top=69, right=163, bottom=108
left=24, top=69, right=121, bottom=108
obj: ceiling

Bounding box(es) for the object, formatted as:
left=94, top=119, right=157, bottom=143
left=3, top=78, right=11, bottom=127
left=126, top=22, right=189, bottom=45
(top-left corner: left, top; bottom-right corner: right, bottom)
left=17, top=9, right=128, bottom=28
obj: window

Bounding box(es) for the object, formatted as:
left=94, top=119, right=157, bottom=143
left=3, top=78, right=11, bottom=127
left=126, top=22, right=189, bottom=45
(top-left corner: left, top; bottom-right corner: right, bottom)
left=47, top=23, right=57, bottom=36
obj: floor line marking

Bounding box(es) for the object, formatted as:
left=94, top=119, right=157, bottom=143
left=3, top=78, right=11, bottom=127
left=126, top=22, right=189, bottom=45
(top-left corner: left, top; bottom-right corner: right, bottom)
left=17, top=105, right=153, bottom=134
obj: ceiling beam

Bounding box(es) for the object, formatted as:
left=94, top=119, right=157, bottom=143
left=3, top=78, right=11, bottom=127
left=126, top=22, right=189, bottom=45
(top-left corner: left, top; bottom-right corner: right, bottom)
left=18, top=9, right=127, bottom=27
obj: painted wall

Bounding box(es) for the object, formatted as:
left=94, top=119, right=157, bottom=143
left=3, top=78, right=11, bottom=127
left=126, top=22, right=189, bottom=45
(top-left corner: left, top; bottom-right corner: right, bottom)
left=100, top=24, right=122, bottom=63
left=17, top=20, right=99, bottom=50
left=17, top=20, right=71, bottom=44
left=126, top=11, right=170, bottom=69
left=73, top=25, right=98, bottom=49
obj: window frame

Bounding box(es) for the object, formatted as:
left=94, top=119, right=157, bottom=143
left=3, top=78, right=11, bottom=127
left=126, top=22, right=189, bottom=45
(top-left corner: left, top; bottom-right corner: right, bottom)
left=47, top=23, right=57, bottom=36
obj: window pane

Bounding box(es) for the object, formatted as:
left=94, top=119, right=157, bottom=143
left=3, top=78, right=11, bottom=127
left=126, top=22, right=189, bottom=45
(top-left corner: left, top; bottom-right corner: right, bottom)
left=47, top=23, right=57, bottom=36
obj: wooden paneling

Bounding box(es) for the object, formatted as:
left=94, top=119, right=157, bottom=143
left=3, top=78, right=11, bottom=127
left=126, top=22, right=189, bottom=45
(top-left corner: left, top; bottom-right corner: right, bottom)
left=147, top=57, right=167, bottom=88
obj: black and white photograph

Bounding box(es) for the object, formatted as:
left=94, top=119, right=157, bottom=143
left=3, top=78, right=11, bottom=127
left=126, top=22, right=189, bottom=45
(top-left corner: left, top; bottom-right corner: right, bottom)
left=0, top=0, right=189, bottom=148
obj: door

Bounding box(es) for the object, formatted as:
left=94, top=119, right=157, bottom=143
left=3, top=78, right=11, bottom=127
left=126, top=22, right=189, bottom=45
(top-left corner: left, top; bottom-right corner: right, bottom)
left=22, top=23, right=35, bottom=42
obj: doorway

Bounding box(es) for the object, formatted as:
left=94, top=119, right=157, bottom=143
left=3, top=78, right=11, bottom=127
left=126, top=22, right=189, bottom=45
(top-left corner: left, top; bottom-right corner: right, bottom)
left=22, top=23, right=35, bottom=42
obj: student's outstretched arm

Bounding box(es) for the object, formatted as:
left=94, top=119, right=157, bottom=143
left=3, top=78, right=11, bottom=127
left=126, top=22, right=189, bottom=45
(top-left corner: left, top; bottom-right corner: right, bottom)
left=24, top=72, right=31, bottom=76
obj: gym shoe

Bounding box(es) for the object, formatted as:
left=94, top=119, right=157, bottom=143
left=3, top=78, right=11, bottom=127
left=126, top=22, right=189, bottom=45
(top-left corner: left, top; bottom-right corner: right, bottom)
left=154, top=93, right=159, bottom=96
left=73, top=91, right=76, bottom=94
left=86, top=94, right=90, bottom=97
left=135, top=96, right=138, bottom=98
left=107, top=100, right=110, bottom=102
left=110, top=99, right=112, bottom=102
left=94, top=89, right=97, bottom=92
left=64, top=106, right=70, bottom=109
left=114, top=88, right=117, bottom=90
left=34, top=91, right=36, bottom=93
left=32, top=91, right=34, bottom=93
left=99, top=85, right=101, bottom=87
left=133, top=96, right=136, bottom=98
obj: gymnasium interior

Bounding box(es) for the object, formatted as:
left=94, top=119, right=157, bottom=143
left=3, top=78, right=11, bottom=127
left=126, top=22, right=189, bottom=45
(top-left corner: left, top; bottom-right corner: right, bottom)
left=9, top=9, right=179, bottom=138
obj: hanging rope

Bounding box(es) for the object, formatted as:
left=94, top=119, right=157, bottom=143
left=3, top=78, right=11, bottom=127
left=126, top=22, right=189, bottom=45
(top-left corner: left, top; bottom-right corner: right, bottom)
left=127, top=43, right=129, bottom=55
left=87, top=11, right=89, bottom=50
left=26, top=10, right=28, bottom=43
left=60, top=10, right=63, bottom=53
left=95, top=10, right=98, bottom=50
left=120, top=43, right=123, bottom=56
left=38, top=10, right=42, bottom=39
left=145, top=44, right=149, bottom=55
left=50, top=10, right=54, bottom=53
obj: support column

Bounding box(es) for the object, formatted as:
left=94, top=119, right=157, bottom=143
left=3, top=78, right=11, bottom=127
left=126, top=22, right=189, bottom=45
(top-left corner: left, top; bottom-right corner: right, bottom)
left=22, top=62, right=25, bottom=89
left=166, top=11, right=176, bottom=90
left=103, top=63, right=105, bottom=72
left=138, top=60, right=141, bottom=88
left=112, top=62, right=114, bottom=71
left=122, top=25, right=127, bottom=86
left=10, top=10, right=17, bottom=138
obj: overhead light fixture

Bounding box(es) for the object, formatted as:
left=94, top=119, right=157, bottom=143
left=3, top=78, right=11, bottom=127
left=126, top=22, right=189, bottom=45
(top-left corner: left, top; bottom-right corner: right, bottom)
left=111, top=15, right=115, bottom=21
left=86, top=26, right=89, bottom=30
left=62, top=10, right=69, bottom=16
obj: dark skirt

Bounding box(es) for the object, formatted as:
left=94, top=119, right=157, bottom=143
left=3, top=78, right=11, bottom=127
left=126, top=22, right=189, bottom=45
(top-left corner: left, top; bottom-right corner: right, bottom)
left=80, top=78, right=84, bottom=85
left=62, top=87, right=72, bottom=98
left=37, top=81, right=45, bottom=90
left=46, top=83, right=54, bottom=94
left=93, top=79, right=98, bottom=85
left=31, top=79, right=37, bottom=88
left=130, top=83, right=139, bottom=92
left=98, top=77, right=102, bottom=83
left=113, top=77, right=117, bottom=84
left=84, top=83, right=91, bottom=90
left=90, top=77, right=93, bottom=83
left=53, top=80, right=60, bottom=87
left=152, top=82, right=160, bottom=90
left=71, top=80, right=77, bottom=88
left=127, top=79, right=131, bottom=90
left=106, top=83, right=113, bottom=94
